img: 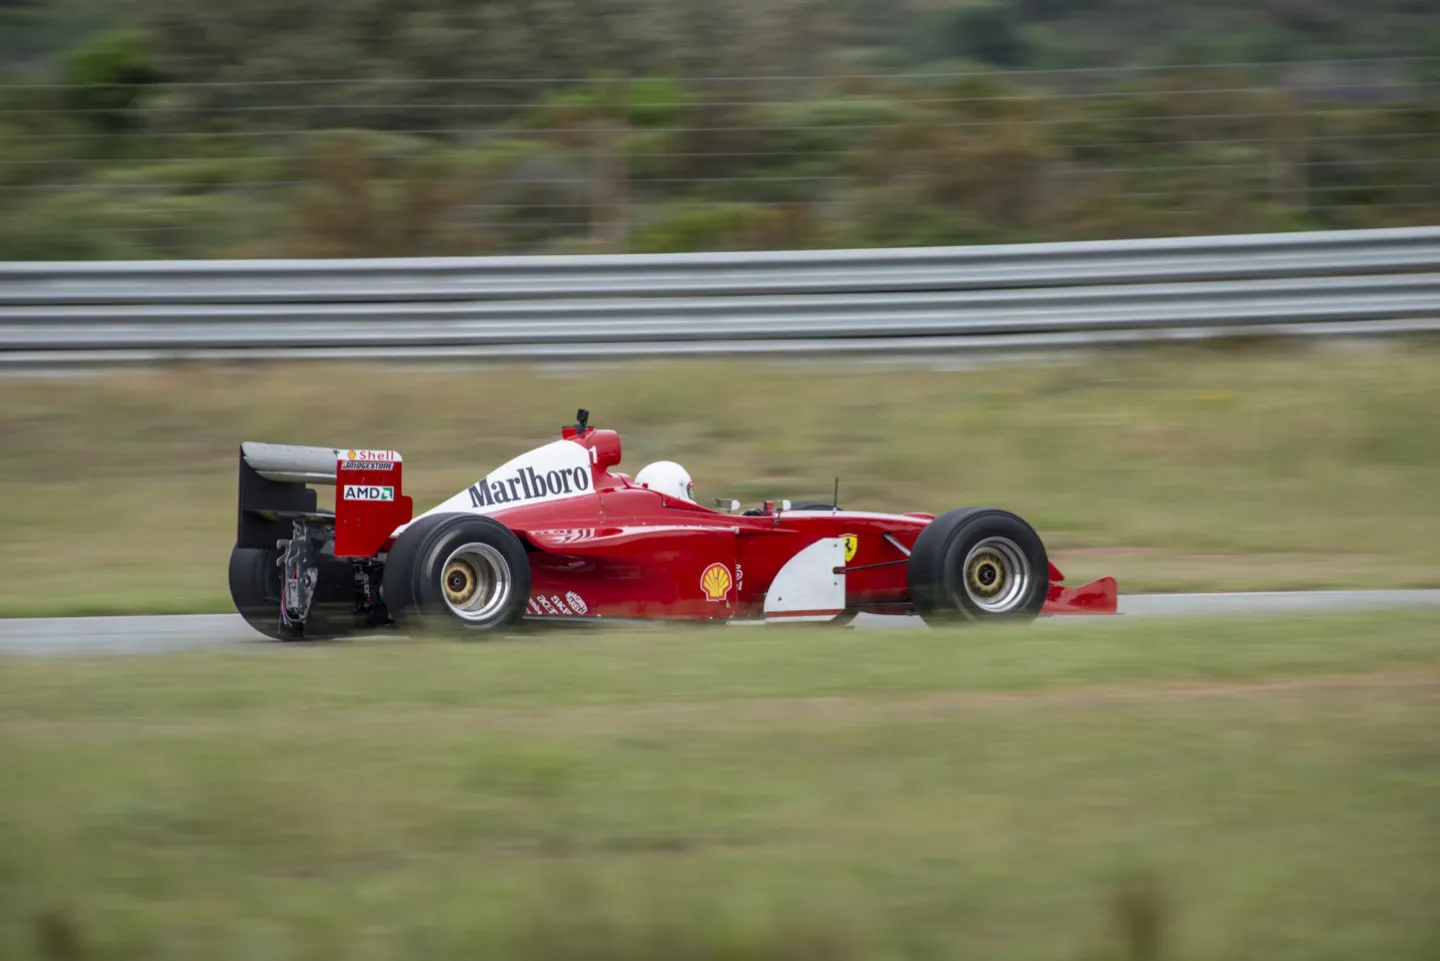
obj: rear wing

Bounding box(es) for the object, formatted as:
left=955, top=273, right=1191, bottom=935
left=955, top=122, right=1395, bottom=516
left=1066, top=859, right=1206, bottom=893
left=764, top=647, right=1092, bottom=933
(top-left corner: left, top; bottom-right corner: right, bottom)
left=237, top=442, right=414, bottom=558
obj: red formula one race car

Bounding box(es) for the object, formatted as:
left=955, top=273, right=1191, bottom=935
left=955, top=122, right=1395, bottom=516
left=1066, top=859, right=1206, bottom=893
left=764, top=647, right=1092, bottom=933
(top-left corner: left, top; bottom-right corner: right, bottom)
left=229, top=410, right=1117, bottom=640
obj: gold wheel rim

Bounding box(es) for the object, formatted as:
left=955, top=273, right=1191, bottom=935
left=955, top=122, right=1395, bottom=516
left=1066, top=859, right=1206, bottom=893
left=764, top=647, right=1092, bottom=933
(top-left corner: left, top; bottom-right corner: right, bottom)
left=443, top=559, right=478, bottom=606
left=959, top=536, right=1032, bottom=613
left=438, top=542, right=514, bottom=623
left=965, top=549, right=1007, bottom=599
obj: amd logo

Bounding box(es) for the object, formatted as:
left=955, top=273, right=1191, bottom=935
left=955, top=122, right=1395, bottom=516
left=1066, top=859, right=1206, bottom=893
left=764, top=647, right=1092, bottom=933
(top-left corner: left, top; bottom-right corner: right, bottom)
left=343, top=485, right=395, bottom=501
left=468, top=464, right=590, bottom=508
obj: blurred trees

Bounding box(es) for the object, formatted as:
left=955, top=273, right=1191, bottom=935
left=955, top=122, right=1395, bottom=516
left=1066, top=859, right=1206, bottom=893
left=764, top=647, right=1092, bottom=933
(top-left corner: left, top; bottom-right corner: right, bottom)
left=6, top=0, right=1438, bottom=72
left=0, top=0, right=1436, bottom=258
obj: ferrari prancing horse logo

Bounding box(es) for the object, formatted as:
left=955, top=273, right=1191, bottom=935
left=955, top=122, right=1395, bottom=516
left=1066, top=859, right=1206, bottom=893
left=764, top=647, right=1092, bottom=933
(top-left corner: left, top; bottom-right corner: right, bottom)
left=843, top=534, right=858, bottom=563
left=700, top=562, right=732, bottom=602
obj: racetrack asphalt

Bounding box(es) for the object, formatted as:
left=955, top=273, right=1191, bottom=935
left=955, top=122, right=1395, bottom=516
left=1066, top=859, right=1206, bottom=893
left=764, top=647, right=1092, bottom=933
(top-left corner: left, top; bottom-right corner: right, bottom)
left=2, top=589, right=1439, bottom=657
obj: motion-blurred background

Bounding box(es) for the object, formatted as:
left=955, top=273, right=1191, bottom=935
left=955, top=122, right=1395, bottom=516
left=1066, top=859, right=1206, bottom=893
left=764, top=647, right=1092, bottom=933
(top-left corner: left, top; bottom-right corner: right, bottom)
left=1, top=0, right=1438, bottom=258
left=2, top=3, right=1439, bottom=960
left=2, top=0, right=1438, bottom=613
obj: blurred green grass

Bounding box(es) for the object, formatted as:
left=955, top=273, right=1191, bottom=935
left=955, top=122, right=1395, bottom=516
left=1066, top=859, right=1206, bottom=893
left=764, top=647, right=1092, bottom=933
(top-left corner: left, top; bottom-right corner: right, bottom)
left=1, top=613, right=1438, bottom=960
left=1, top=344, right=1438, bottom=616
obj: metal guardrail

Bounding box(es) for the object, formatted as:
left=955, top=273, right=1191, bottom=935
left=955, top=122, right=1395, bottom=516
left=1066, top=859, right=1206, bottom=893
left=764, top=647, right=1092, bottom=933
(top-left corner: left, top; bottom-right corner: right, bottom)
left=2, top=226, right=1439, bottom=365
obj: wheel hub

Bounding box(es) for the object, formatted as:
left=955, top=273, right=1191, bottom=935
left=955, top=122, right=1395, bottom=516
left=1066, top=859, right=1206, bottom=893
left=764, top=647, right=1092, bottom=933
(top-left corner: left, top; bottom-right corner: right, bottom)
left=965, top=550, right=1008, bottom=598
left=443, top=560, right=478, bottom=605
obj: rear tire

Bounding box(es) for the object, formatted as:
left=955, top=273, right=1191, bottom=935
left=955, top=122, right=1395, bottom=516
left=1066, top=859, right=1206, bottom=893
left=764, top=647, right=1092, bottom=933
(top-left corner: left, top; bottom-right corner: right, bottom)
left=907, top=508, right=1049, bottom=626
left=380, top=514, right=531, bottom=637
left=228, top=546, right=302, bottom=641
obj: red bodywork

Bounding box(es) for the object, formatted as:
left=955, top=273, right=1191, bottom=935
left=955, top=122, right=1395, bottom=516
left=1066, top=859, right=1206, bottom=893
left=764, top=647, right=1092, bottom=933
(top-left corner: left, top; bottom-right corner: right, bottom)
left=335, top=424, right=1117, bottom=622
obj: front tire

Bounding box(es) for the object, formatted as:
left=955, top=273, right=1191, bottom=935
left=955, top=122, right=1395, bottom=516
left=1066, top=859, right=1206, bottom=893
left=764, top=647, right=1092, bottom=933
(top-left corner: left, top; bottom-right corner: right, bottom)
left=907, top=508, right=1049, bottom=625
left=381, top=514, right=531, bottom=637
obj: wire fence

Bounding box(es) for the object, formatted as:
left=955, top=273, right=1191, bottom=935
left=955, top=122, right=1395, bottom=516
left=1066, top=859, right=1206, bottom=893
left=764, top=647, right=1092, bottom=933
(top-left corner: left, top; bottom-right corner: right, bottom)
left=1, top=57, right=1437, bottom=259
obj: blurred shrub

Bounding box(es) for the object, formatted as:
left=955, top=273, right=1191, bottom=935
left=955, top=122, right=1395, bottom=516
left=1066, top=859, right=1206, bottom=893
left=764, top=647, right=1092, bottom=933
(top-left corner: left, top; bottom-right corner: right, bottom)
left=515, top=77, right=692, bottom=132
left=913, top=3, right=1032, bottom=67
left=59, top=28, right=163, bottom=136
left=632, top=201, right=821, bottom=252
left=272, top=130, right=495, bottom=258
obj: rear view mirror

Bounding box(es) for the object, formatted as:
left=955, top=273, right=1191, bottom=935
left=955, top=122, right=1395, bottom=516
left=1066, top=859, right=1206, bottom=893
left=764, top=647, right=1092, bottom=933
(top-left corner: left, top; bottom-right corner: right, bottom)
left=713, top=498, right=742, bottom=513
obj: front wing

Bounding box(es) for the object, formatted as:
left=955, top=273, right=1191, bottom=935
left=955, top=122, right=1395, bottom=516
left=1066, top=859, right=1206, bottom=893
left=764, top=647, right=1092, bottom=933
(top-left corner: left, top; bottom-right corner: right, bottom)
left=1041, top=560, right=1119, bottom=615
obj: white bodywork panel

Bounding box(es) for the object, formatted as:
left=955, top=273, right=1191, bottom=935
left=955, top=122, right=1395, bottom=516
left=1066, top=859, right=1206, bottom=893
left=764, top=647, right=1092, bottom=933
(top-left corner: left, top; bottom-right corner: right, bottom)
left=385, top=440, right=596, bottom=537
left=763, top=537, right=847, bottom=622
left=417, top=440, right=595, bottom=520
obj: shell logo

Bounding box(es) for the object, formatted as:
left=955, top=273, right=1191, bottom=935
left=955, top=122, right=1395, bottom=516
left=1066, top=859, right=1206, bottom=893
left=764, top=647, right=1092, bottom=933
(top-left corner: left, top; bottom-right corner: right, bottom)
left=700, top=562, right=732, bottom=602
left=346, top=450, right=357, bottom=460
left=843, top=534, right=858, bottom=563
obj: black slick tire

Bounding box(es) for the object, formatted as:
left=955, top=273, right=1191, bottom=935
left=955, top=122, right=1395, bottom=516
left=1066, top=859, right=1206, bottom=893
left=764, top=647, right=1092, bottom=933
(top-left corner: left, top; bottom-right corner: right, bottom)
left=228, top=545, right=303, bottom=641
left=907, top=508, right=1049, bottom=626
left=380, top=513, right=531, bottom=637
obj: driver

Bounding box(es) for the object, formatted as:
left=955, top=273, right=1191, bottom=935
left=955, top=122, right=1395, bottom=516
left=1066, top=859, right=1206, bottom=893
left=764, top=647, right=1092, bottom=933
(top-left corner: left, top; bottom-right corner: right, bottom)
left=634, top=460, right=695, bottom=503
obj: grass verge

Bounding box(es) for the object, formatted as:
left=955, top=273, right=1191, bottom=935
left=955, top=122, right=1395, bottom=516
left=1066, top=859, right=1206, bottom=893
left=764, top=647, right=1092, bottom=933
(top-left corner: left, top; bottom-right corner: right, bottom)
left=1, top=612, right=1439, bottom=960
left=2, top=344, right=1438, bottom=616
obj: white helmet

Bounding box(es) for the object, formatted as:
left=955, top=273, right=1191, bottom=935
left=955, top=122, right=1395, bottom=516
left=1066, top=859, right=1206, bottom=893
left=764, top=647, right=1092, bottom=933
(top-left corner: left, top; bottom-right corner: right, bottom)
left=635, top=460, right=695, bottom=502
